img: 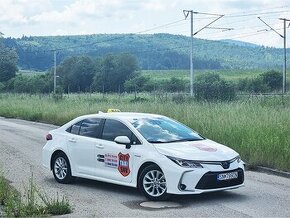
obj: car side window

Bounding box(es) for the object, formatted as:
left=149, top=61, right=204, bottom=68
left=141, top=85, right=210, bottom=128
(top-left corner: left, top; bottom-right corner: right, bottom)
left=79, top=118, right=102, bottom=138
left=102, top=119, right=141, bottom=144
left=68, top=121, right=82, bottom=135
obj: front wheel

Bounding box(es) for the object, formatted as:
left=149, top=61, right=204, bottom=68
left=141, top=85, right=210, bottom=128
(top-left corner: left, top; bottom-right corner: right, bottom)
left=138, top=165, right=169, bottom=201
left=52, top=153, right=73, bottom=184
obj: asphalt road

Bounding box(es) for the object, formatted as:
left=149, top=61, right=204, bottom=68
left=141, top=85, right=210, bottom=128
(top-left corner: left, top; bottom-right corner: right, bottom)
left=0, top=117, right=290, bottom=217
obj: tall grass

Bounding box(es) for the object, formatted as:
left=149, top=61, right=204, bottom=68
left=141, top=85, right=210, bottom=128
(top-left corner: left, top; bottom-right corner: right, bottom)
left=0, top=171, right=72, bottom=217
left=0, top=93, right=289, bottom=171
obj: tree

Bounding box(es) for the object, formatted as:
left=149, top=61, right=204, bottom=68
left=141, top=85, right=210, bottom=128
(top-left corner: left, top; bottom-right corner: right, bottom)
left=237, top=70, right=282, bottom=93
left=260, top=70, right=282, bottom=91
left=0, top=43, right=18, bottom=82
left=56, top=56, right=96, bottom=92
left=6, top=74, right=51, bottom=93
left=194, top=73, right=236, bottom=101
left=93, top=53, right=138, bottom=92
left=237, top=77, right=269, bottom=93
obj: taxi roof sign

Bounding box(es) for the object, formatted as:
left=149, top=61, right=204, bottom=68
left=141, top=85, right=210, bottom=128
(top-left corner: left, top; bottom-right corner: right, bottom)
left=107, top=108, right=121, bottom=113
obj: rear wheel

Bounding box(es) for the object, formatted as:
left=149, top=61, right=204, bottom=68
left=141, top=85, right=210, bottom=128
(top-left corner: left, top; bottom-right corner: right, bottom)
left=138, top=165, right=169, bottom=201
left=52, top=153, right=73, bottom=184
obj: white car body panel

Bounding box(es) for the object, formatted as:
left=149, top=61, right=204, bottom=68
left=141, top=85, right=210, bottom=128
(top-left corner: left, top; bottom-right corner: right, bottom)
left=42, top=112, right=245, bottom=195
left=67, top=134, right=96, bottom=176
left=154, top=139, right=239, bottom=161
left=94, top=138, right=134, bottom=182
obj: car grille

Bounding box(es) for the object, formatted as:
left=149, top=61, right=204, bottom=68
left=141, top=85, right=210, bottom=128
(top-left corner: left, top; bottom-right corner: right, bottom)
left=195, top=168, right=244, bottom=190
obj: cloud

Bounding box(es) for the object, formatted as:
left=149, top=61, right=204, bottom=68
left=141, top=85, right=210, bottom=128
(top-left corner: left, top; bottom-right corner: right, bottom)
left=142, top=0, right=165, bottom=11
left=0, top=0, right=289, bottom=47
left=0, top=0, right=52, bottom=24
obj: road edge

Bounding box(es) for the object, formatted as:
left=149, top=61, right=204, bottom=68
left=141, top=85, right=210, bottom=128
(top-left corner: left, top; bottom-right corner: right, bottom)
left=249, top=166, right=290, bottom=179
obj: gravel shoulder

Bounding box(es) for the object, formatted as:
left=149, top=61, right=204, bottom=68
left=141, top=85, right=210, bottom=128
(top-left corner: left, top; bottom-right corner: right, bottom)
left=0, top=117, right=290, bottom=217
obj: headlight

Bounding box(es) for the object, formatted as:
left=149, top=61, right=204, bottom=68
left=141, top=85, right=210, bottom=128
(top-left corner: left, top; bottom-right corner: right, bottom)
left=167, top=156, right=203, bottom=168
left=236, top=155, right=241, bottom=163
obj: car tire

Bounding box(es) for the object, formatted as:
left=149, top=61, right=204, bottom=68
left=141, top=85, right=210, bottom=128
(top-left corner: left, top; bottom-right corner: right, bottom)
left=52, top=152, right=74, bottom=184
left=138, top=164, right=169, bottom=201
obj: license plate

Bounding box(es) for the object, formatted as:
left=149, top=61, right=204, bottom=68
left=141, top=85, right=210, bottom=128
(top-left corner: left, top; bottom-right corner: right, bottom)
left=217, top=171, right=238, bottom=181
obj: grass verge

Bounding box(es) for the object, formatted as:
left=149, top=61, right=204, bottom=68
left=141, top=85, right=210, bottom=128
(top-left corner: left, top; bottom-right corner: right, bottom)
left=0, top=172, right=72, bottom=217
left=0, top=93, right=289, bottom=171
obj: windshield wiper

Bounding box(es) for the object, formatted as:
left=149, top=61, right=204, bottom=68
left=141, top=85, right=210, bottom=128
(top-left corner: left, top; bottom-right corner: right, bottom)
left=147, top=140, right=168, bottom=143
left=166, top=138, right=204, bottom=143
left=148, top=138, right=204, bottom=144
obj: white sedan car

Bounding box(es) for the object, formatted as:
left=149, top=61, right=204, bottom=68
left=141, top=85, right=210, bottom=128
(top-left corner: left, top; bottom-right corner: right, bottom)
left=42, top=112, right=245, bottom=200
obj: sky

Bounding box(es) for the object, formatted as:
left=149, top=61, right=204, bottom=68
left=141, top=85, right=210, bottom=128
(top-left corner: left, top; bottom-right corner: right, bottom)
left=1, top=0, right=290, bottom=48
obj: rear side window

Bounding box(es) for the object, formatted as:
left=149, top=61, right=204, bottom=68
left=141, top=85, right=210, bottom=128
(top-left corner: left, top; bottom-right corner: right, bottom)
left=102, top=119, right=140, bottom=144
left=79, top=118, right=102, bottom=138
left=69, top=121, right=82, bottom=135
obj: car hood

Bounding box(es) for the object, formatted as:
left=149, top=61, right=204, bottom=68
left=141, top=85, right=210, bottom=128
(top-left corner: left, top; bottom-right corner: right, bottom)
left=153, top=139, right=238, bottom=161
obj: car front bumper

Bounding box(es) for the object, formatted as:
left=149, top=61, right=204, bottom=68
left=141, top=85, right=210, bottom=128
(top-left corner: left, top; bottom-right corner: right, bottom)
left=163, top=160, right=245, bottom=195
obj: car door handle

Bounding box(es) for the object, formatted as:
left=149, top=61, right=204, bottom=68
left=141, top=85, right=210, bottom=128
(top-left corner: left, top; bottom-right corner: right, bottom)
left=68, top=138, right=77, bottom=143
left=95, top=144, right=104, bottom=149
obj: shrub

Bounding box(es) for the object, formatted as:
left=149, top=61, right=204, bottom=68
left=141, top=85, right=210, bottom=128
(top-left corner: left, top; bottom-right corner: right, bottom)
left=237, top=70, right=282, bottom=93
left=124, top=75, right=154, bottom=92
left=164, top=77, right=187, bottom=92
left=193, top=73, right=236, bottom=101
left=260, top=70, right=282, bottom=91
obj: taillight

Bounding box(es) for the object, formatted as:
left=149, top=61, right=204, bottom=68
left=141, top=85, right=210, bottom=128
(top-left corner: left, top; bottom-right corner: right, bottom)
left=46, top=134, right=52, bottom=141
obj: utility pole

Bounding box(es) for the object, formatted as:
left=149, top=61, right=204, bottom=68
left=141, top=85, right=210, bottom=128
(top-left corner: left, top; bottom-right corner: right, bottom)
left=183, top=10, right=226, bottom=96
left=183, top=10, right=194, bottom=96
left=53, top=51, right=57, bottom=94
left=280, top=18, right=290, bottom=94
left=0, top=32, right=4, bottom=42
left=258, top=17, right=290, bottom=94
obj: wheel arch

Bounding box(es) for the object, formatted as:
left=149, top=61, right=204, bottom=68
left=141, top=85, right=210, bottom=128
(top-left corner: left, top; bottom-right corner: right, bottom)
left=50, top=149, right=69, bottom=170
left=136, top=161, right=161, bottom=187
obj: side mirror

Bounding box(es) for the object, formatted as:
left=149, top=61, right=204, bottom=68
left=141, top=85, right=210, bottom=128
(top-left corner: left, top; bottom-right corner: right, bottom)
left=114, top=136, right=131, bottom=149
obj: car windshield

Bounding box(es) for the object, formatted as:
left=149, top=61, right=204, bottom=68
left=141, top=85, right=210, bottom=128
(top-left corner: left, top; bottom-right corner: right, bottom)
left=130, top=117, right=204, bottom=143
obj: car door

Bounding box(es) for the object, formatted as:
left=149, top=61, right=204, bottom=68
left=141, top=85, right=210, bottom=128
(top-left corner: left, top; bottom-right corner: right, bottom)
left=67, top=118, right=103, bottom=177
left=95, top=118, right=141, bottom=183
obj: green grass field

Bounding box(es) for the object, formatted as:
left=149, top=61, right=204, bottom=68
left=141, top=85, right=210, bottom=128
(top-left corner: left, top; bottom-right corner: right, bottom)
left=0, top=93, right=289, bottom=171
left=17, top=68, right=290, bottom=86
left=142, top=69, right=290, bottom=82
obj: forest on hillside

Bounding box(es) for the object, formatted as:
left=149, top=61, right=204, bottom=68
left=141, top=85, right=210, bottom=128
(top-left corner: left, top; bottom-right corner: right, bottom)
left=3, top=33, right=287, bottom=71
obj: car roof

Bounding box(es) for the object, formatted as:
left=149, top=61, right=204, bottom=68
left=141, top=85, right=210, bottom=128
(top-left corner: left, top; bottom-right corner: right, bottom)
left=77, top=112, right=164, bottom=121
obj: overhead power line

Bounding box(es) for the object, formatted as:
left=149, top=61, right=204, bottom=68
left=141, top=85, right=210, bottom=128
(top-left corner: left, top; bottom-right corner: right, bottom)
left=258, top=17, right=283, bottom=37
left=226, top=5, right=290, bottom=16
left=227, top=9, right=290, bottom=18
left=136, top=19, right=185, bottom=34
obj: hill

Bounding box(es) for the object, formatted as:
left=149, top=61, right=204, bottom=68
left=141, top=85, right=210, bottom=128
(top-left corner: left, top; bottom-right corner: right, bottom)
left=3, top=33, right=288, bottom=71
left=219, top=39, right=259, bottom=48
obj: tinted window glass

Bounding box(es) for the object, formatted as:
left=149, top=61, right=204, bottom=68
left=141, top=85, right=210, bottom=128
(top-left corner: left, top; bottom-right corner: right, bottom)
left=79, top=118, right=102, bottom=138
left=70, top=121, right=82, bottom=135
left=102, top=119, right=139, bottom=144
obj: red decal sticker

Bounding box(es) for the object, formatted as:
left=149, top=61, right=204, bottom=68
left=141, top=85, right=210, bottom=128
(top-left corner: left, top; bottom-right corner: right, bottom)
left=192, top=144, right=217, bottom=152
left=118, top=153, right=130, bottom=177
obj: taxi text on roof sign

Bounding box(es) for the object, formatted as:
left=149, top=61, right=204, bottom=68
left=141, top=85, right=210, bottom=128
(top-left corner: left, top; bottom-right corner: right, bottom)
left=107, top=109, right=121, bottom=113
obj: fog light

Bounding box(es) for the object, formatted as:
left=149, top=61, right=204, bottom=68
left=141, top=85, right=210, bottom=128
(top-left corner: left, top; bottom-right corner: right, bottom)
left=180, top=184, right=187, bottom=190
